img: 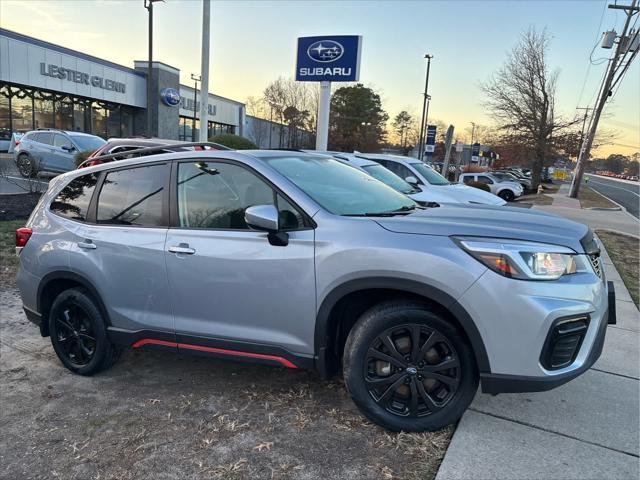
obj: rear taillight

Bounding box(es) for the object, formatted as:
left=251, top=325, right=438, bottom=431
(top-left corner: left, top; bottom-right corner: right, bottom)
left=14, top=139, right=21, bottom=146
left=16, top=227, right=32, bottom=248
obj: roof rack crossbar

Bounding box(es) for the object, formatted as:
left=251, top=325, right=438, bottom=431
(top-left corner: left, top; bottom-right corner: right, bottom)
left=77, top=141, right=230, bottom=168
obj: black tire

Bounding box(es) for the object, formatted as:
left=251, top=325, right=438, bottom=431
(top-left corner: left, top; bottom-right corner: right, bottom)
left=48, top=288, right=121, bottom=376
left=343, top=301, right=478, bottom=432
left=498, top=189, right=515, bottom=202
left=17, top=153, right=35, bottom=178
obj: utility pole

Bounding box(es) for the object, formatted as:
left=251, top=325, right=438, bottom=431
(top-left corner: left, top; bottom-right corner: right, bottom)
left=191, top=74, right=200, bottom=141
left=417, top=54, right=433, bottom=160
left=144, top=0, right=162, bottom=138
left=198, top=0, right=210, bottom=142
left=576, top=106, right=594, bottom=159
left=570, top=0, right=639, bottom=197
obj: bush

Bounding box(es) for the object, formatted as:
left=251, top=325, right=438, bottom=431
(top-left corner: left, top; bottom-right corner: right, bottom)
left=209, top=134, right=257, bottom=150
left=74, top=150, right=95, bottom=167
left=466, top=181, right=491, bottom=192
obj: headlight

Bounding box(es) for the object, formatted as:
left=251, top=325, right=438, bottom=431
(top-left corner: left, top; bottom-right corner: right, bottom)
left=453, top=237, right=590, bottom=280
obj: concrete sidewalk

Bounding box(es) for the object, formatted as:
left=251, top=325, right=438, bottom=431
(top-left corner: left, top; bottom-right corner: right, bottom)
left=533, top=183, right=639, bottom=237
left=436, top=242, right=640, bottom=479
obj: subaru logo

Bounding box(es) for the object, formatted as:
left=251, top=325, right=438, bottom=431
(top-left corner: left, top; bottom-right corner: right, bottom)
left=161, top=88, right=181, bottom=107
left=307, top=40, right=344, bottom=63
left=406, top=366, right=418, bottom=375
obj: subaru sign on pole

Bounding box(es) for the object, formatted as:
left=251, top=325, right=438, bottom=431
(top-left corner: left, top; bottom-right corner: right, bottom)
left=296, top=35, right=362, bottom=150
left=296, top=36, right=362, bottom=82
left=424, top=125, right=437, bottom=157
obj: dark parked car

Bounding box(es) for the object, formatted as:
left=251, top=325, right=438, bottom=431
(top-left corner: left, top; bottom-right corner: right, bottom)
left=14, top=129, right=106, bottom=177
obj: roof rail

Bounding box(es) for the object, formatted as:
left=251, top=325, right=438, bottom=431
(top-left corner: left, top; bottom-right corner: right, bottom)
left=77, top=141, right=232, bottom=169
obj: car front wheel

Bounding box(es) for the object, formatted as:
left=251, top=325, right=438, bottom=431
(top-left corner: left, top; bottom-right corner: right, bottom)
left=498, top=189, right=515, bottom=202
left=48, top=288, right=121, bottom=376
left=343, top=301, right=478, bottom=432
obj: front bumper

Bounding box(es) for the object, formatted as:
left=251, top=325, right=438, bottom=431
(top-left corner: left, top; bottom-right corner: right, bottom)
left=458, top=266, right=612, bottom=394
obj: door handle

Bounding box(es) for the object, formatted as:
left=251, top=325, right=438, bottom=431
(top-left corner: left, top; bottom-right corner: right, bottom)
left=77, top=240, right=97, bottom=250
left=168, top=244, right=195, bottom=255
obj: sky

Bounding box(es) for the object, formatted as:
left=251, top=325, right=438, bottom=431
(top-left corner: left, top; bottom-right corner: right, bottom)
left=1, top=0, right=638, bottom=156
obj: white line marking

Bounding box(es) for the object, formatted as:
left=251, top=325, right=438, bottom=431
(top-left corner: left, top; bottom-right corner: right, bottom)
left=3, top=175, right=50, bottom=185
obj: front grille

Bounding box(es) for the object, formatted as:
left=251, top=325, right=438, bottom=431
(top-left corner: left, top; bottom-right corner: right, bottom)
left=589, top=254, right=602, bottom=279
left=540, top=316, right=589, bottom=370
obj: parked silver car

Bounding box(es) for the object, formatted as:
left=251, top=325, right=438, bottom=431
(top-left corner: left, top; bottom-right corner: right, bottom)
left=16, top=149, right=614, bottom=432
left=13, top=129, right=106, bottom=177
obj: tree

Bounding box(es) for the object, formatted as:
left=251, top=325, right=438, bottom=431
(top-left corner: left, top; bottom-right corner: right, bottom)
left=329, top=84, right=389, bottom=152
left=392, top=111, right=412, bottom=152
left=482, top=28, right=576, bottom=188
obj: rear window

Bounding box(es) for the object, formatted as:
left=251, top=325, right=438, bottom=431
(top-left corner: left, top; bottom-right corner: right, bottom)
left=97, top=164, right=167, bottom=226
left=50, top=173, right=99, bottom=221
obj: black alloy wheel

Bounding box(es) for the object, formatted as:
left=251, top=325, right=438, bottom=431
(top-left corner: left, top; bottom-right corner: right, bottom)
left=343, top=301, right=478, bottom=432
left=52, top=304, right=97, bottom=368
left=364, top=324, right=460, bottom=418
left=49, top=288, right=121, bottom=375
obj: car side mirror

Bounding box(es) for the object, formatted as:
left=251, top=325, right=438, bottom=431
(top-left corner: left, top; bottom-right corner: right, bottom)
left=62, top=145, right=74, bottom=152
left=245, top=205, right=288, bottom=246
left=405, top=175, right=419, bottom=186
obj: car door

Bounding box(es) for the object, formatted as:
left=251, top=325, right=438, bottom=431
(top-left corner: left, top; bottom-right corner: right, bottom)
left=164, top=158, right=316, bottom=358
left=69, top=162, right=174, bottom=336
left=50, top=133, right=76, bottom=172
left=31, top=132, right=52, bottom=170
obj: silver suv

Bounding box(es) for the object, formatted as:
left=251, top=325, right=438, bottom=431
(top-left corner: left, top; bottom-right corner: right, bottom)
left=16, top=149, right=614, bottom=432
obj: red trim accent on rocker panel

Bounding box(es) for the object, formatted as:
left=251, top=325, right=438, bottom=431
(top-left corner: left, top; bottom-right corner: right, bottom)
left=131, top=339, right=297, bottom=369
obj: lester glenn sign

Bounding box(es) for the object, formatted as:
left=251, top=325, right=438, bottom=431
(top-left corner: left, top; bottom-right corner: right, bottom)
left=296, top=36, right=362, bottom=82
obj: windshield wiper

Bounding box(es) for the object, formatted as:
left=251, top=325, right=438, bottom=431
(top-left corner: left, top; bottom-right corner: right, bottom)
left=343, top=205, right=420, bottom=217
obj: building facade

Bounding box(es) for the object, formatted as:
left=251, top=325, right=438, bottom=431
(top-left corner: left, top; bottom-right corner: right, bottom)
left=0, top=28, right=246, bottom=150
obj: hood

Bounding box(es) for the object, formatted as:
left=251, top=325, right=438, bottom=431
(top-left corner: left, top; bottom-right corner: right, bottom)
left=436, top=184, right=506, bottom=206
left=375, top=203, right=589, bottom=252
left=407, top=188, right=464, bottom=204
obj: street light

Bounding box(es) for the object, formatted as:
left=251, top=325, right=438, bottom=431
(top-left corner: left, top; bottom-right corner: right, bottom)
left=144, top=0, right=163, bottom=138
left=417, top=53, right=433, bottom=161
left=190, top=73, right=201, bottom=141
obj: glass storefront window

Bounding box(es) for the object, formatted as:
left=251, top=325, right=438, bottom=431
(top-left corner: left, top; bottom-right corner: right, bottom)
left=55, top=100, right=74, bottom=131
left=10, top=95, right=33, bottom=132
left=73, top=103, right=89, bottom=133
left=34, top=97, right=54, bottom=129
left=106, top=107, right=121, bottom=138
left=91, top=103, right=107, bottom=138
left=0, top=92, right=10, bottom=140
left=121, top=109, right=134, bottom=137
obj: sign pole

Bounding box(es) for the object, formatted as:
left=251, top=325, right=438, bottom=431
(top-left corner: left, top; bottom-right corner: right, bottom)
left=198, top=0, right=210, bottom=142
left=315, top=81, right=331, bottom=150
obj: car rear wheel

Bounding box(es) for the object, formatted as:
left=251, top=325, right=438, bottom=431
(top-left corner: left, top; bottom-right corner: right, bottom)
left=48, top=288, right=121, bottom=376
left=343, top=301, right=478, bottom=432
left=17, top=154, right=35, bottom=178
left=498, top=189, right=515, bottom=202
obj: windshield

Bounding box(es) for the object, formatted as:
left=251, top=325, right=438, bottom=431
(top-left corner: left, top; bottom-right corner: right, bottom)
left=409, top=162, right=450, bottom=185
left=361, top=164, right=415, bottom=194
left=70, top=135, right=106, bottom=152
left=260, top=155, right=416, bottom=216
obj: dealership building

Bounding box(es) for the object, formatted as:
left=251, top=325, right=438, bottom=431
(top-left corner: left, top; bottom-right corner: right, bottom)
left=0, top=28, right=250, bottom=150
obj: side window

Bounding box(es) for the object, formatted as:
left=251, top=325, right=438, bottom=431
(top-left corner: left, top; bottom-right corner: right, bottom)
left=462, top=175, right=473, bottom=185
left=53, top=134, right=72, bottom=149
left=177, top=161, right=275, bottom=230
left=50, top=173, right=99, bottom=221
left=392, top=163, right=414, bottom=181
left=97, top=164, right=167, bottom=226
left=477, top=175, right=494, bottom=185
left=37, top=132, right=53, bottom=145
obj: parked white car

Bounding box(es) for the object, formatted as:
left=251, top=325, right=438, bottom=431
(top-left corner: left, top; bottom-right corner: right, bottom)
left=353, top=153, right=507, bottom=206
left=458, top=172, right=523, bottom=202
left=330, top=153, right=465, bottom=206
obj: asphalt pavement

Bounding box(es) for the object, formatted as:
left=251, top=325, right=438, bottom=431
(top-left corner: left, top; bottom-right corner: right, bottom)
left=586, top=174, right=640, bottom=218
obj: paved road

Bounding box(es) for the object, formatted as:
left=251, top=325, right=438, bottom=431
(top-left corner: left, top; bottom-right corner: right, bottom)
left=587, top=175, right=640, bottom=218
